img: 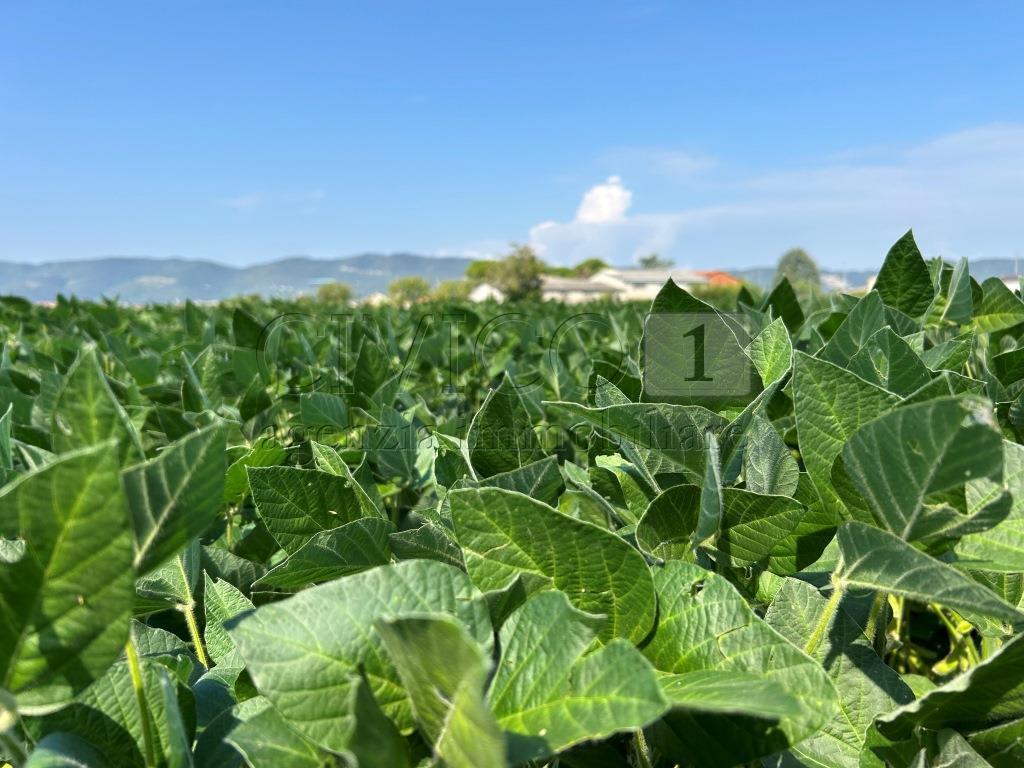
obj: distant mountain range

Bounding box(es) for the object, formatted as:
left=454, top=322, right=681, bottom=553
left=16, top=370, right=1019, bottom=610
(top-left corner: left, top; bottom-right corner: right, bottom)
left=0, top=253, right=1019, bottom=303
left=0, top=253, right=474, bottom=303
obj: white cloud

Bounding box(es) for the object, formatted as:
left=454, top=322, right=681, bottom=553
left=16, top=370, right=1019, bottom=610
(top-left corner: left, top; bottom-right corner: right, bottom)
left=530, top=125, right=1024, bottom=268
left=219, top=192, right=263, bottom=210
left=219, top=189, right=327, bottom=212
left=291, top=189, right=327, bottom=203
left=603, top=147, right=716, bottom=177
left=575, top=176, right=633, bottom=223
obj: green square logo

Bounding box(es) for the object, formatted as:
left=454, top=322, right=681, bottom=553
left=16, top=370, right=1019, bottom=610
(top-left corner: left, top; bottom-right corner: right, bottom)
left=643, top=313, right=758, bottom=406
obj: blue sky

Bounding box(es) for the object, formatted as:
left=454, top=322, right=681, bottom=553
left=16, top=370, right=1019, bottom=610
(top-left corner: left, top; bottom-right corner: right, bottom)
left=2, top=2, right=1023, bottom=269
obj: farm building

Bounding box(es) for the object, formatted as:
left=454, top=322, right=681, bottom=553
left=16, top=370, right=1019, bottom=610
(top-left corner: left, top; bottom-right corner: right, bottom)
left=589, top=268, right=710, bottom=301
left=468, top=283, right=506, bottom=302
left=540, top=276, right=614, bottom=304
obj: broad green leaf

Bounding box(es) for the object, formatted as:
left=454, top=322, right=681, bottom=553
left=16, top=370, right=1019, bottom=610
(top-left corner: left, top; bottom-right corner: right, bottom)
left=254, top=517, right=394, bottom=589
left=449, top=487, right=656, bottom=644
left=28, top=650, right=196, bottom=768
left=24, top=732, right=106, bottom=768
left=352, top=335, right=392, bottom=406
left=309, top=442, right=384, bottom=518
left=180, top=349, right=213, bottom=413
left=247, top=466, right=365, bottom=555
left=227, top=559, right=492, bottom=751
left=741, top=415, right=799, bottom=497
left=124, top=423, right=227, bottom=574
left=991, top=347, right=1024, bottom=386
left=957, top=442, right=1024, bottom=570
left=903, top=369, right=986, bottom=403
left=922, top=332, right=974, bottom=372
left=223, top=437, right=286, bottom=504
left=641, top=283, right=758, bottom=408
left=461, top=454, right=563, bottom=507
left=820, top=292, right=887, bottom=366
left=840, top=396, right=1002, bottom=540
left=432, top=432, right=473, bottom=488
left=154, top=666, right=193, bottom=768
left=0, top=442, right=133, bottom=711
left=298, top=392, right=348, bottom=432
left=368, top=405, right=420, bottom=484
left=52, top=345, right=142, bottom=461
left=136, top=540, right=200, bottom=607
left=766, top=578, right=914, bottom=767
left=377, top=614, right=504, bottom=768
left=226, top=702, right=329, bottom=768
left=388, top=523, right=464, bottom=569
left=231, top=307, right=264, bottom=348
left=877, top=633, right=1024, bottom=751
left=792, top=352, right=898, bottom=520
left=203, top=575, right=254, bottom=668
left=545, top=400, right=728, bottom=481
left=966, top=718, right=1024, bottom=767
left=467, top=373, right=544, bottom=478
left=717, top=378, right=784, bottom=484
left=847, top=327, right=932, bottom=395
left=836, top=522, right=1023, bottom=623
left=974, top=277, right=1024, bottom=333
left=695, top=431, right=723, bottom=545
left=592, top=455, right=654, bottom=525
left=926, top=257, right=973, bottom=327
left=635, top=484, right=700, bottom=560
left=933, top=730, right=995, bottom=767
left=714, top=489, right=805, bottom=572
left=656, top=669, right=801, bottom=719
left=643, top=562, right=838, bottom=768
left=342, top=673, right=411, bottom=768
left=488, top=591, right=667, bottom=764
left=745, top=316, right=793, bottom=386
left=761, top=277, right=805, bottom=331
left=873, top=230, right=934, bottom=317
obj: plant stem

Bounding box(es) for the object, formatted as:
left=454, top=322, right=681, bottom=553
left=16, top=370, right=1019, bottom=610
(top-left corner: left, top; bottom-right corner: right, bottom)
left=175, top=554, right=211, bottom=668
left=805, top=580, right=844, bottom=656
left=224, top=506, right=235, bottom=548
left=125, top=638, right=157, bottom=768
left=931, top=604, right=981, bottom=667
left=865, top=591, right=885, bottom=649
left=632, top=729, right=654, bottom=768
left=182, top=603, right=211, bottom=669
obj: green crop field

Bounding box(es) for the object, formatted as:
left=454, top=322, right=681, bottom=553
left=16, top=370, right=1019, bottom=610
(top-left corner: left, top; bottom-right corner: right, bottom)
left=4, top=231, right=1024, bottom=767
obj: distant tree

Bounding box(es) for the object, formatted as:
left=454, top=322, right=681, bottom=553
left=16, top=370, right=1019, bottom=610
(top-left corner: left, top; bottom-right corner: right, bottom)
left=465, top=260, right=500, bottom=284
left=573, top=258, right=609, bottom=277
left=493, top=244, right=543, bottom=301
left=432, top=279, right=471, bottom=301
left=638, top=253, right=674, bottom=269
left=388, top=276, right=431, bottom=304
left=542, top=266, right=575, bottom=277
left=774, top=248, right=820, bottom=289
left=316, top=281, right=353, bottom=305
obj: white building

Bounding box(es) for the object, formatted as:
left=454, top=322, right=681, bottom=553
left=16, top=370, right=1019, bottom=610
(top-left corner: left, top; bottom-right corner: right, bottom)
left=359, top=292, right=389, bottom=307
left=590, top=268, right=709, bottom=302
left=540, top=276, right=614, bottom=304
left=468, top=283, right=506, bottom=302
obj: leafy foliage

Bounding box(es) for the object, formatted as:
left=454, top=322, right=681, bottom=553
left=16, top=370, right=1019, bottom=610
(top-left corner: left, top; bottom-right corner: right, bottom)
left=387, top=275, right=431, bottom=305
left=4, top=230, right=1024, bottom=766
left=774, top=246, right=821, bottom=293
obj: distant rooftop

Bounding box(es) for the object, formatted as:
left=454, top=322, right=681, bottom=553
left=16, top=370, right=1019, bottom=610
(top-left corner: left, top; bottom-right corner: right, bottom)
left=540, top=275, right=614, bottom=292
left=596, top=267, right=709, bottom=285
